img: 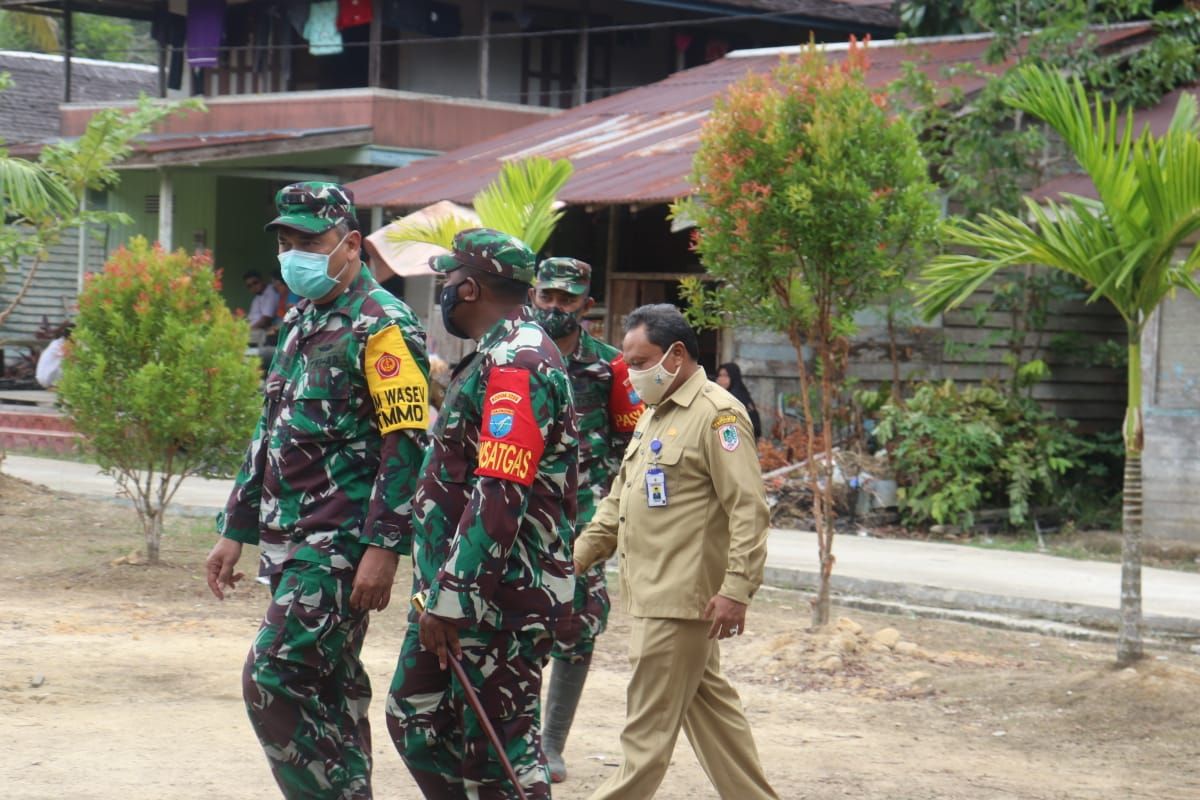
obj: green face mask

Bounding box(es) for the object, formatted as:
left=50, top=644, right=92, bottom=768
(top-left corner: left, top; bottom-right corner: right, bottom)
left=533, top=306, right=581, bottom=339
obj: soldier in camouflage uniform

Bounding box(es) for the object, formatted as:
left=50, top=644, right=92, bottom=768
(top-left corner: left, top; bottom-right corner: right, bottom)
left=206, top=182, right=431, bottom=800
left=528, top=257, right=643, bottom=783
left=385, top=228, right=577, bottom=800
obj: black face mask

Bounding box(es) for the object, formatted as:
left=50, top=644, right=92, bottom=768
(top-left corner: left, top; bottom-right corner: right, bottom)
left=439, top=280, right=472, bottom=339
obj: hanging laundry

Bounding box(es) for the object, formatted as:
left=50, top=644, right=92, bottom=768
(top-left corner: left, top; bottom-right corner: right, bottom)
left=337, top=0, right=373, bottom=30
left=383, top=0, right=431, bottom=32
left=186, top=0, right=226, bottom=69
left=287, top=2, right=311, bottom=37
left=304, top=1, right=345, bottom=56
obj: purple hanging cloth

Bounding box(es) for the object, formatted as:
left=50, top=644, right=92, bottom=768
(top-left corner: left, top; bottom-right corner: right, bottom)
left=186, top=0, right=227, bottom=68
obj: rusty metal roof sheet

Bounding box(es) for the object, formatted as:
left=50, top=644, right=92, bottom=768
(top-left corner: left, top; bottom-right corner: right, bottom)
left=346, top=25, right=1151, bottom=209
left=1031, top=83, right=1200, bottom=203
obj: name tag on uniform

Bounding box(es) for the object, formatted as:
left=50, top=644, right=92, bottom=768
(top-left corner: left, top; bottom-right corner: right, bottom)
left=645, top=467, right=668, bottom=507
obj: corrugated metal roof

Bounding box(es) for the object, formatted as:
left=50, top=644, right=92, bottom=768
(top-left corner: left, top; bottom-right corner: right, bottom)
left=0, top=50, right=158, bottom=144
left=1031, top=84, right=1200, bottom=203
left=346, top=25, right=1151, bottom=209
left=7, top=125, right=372, bottom=163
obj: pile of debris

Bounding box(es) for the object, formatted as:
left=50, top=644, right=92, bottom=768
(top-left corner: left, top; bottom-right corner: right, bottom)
left=747, top=616, right=1004, bottom=698
left=764, top=448, right=899, bottom=531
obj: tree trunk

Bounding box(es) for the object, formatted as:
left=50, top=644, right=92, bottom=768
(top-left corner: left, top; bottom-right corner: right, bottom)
left=886, top=306, right=902, bottom=406
left=144, top=509, right=162, bottom=565
left=1117, top=332, right=1144, bottom=664
left=812, top=331, right=838, bottom=628
left=788, top=329, right=831, bottom=628
left=0, top=252, right=46, bottom=327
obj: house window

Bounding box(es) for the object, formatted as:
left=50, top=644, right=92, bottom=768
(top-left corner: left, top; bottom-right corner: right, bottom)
left=519, top=11, right=612, bottom=108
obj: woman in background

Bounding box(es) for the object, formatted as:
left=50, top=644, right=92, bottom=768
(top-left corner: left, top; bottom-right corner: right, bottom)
left=716, top=361, right=762, bottom=441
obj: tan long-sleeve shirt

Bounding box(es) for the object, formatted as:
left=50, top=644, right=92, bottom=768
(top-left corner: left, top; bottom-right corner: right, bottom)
left=574, top=367, right=770, bottom=619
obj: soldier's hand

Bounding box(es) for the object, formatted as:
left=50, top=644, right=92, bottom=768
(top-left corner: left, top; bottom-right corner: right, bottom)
left=419, top=612, right=463, bottom=671
left=205, top=538, right=245, bottom=600
left=704, top=594, right=748, bottom=640
left=350, top=546, right=399, bottom=612
left=572, top=558, right=587, bottom=575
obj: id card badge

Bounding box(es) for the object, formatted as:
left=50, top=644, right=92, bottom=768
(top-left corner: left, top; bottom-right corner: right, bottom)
left=645, top=467, right=668, bottom=507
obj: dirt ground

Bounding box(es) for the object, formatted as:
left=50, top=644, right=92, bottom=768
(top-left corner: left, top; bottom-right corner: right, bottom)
left=3, top=474, right=1200, bottom=800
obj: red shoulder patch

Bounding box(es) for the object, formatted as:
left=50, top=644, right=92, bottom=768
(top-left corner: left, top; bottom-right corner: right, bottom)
left=476, top=367, right=544, bottom=487
left=608, top=354, right=645, bottom=433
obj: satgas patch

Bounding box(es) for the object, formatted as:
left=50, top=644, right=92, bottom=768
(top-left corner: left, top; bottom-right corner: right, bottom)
left=476, top=367, right=545, bottom=486
left=718, top=423, right=740, bottom=452
left=366, top=325, right=428, bottom=433
left=711, top=412, right=739, bottom=430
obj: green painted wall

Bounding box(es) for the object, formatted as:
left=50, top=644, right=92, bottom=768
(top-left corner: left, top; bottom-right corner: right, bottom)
left=102, top=170, right=158, bottom=256
left=215, top=176, right=281, bottom=313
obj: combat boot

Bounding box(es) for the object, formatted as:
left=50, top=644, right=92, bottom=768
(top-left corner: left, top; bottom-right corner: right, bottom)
left=542, top=654, right=592, bottom=783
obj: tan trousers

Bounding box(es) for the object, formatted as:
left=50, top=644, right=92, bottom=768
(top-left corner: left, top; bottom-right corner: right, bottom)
left=589, top=617, right=779, bottom=800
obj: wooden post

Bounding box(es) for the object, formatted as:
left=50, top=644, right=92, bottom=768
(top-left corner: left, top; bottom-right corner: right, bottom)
left=575, top=1, right=589, bottom=106
left=368, top=0, right=383, bottom=88
left=603, top=205, right=619, bottom=344
left=479, top=0, right=491, bottom=100
left=156, top=0, right=168, bottom=97
left=63, top=0, right=73, bottom=103
left=158, top=170, right=174, bottom=251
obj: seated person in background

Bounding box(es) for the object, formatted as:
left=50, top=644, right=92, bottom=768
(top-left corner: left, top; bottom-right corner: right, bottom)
left=270, top=270, right=297, bottom=329
left=244, top=270, right=281, bottom=372
left=717, top=362, right=763, bottom=441
left=243, top=270, right=280, bottom=347
left=36, top=322, right=73, bottom=389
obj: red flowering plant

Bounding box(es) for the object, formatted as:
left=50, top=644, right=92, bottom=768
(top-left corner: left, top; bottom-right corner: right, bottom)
left=58, top=237, right=260, bottom=564
left=673, top=41, right=940, bottom=626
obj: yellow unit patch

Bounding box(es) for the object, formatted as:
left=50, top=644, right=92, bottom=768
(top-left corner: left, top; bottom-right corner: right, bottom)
left=711, top=412, right=739, bottom=430
left=366, top=325, right=429, bottom=433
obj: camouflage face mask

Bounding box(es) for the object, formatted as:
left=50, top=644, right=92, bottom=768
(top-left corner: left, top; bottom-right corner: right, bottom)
left=532, top=306, right=581, bottom=339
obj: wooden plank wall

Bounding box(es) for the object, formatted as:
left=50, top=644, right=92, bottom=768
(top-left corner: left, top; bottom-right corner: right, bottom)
left=731, top=280, right=1128, bottom=439
left=0, top=230, right=104, bottom=352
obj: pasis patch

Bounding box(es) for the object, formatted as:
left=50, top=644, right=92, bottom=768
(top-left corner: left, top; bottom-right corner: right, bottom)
left=476, top=367, right=544, bottom=486
left=608, top=354, right=645, bottom=433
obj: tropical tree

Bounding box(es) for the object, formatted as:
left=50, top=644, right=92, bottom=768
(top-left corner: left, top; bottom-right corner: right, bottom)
left=0, top=91, right=203, bottom=326
left=387, top=156, right=573, bottom=252
left=674, top=43, right=941, bottom=627
left=59, top=238, right=261, bottom=564
left=917, top=64, right=1200, bottom=664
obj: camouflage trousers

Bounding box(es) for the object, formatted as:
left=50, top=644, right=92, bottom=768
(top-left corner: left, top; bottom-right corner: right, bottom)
left=550, top=561, right=610, bottom=664
left=386, top=623, right=554, bottom=799
left=243, top=562, right=373, bottom=800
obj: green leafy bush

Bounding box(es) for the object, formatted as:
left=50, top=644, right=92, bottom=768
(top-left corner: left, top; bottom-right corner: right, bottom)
left=59, top=237, right=260, bottom=563
left=875, top=381, right=1084, bottom=529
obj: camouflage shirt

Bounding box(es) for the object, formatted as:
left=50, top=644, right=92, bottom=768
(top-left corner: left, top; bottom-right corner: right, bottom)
left=567, top=330, right=643, bottom=526
left=414, top=307, right=578, bottom=633
left=219, top=265, right=430, bottom=575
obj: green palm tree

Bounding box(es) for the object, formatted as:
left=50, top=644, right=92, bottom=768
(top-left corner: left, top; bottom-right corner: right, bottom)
left=387, top=156, right=573, bottom=252
left=917, top=64, right=1200, bottom=664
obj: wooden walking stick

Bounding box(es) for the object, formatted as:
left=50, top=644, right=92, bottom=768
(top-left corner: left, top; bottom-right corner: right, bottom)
left=412, top=593, right=530, bottom=800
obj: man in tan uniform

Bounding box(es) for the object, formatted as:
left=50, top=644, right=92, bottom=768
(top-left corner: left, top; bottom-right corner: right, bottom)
left=574, top=303, right=778, bottom=800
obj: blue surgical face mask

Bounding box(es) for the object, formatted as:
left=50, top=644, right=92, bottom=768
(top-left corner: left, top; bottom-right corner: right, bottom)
left=278, top=233, right=351, bottom=300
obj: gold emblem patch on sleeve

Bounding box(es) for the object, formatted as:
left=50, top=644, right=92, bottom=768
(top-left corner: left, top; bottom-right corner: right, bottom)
left=711, top=412, right=739, bottom=430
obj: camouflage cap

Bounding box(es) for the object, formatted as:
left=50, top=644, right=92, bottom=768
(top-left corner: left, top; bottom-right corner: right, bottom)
left=265, top=181, right=357, bottom=234
left=535, top=257, right=591, bottom=296
left=429, top=227, right=537, bottom=285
